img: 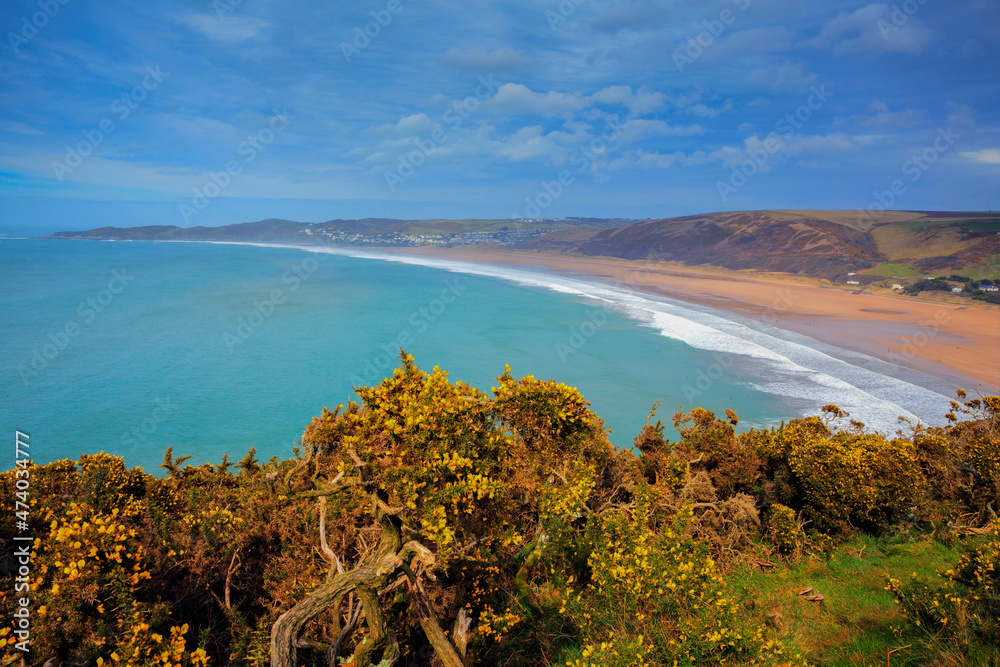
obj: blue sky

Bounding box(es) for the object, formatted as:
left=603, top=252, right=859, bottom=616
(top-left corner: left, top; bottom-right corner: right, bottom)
left=0, top=0, right=997, bottom=234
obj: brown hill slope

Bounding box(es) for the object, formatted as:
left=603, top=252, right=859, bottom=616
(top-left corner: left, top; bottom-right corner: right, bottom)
left=521, top=211, right=883, bottom=278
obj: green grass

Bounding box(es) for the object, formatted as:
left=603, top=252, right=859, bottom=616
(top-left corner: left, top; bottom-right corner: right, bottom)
left=729, top=533, right=988, bottom=666
left=958, top=219, right=1000, bottom=233
left=944, top=267, right=1000, bottom=281
left=860, top=263, right=926, bottom=278
left=861, top=260, right=1000, bottom=282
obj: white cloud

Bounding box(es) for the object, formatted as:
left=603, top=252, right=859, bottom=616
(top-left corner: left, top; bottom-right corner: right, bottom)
left=440, top=47, right=532, bottom=72
left=493, top=126, right=567, bottom=162
left=840, top=100, right=924, bottom=128
left=799, top=4, right=931, bottom=55
left=589, top=85, right=633, bottom=106
left=592, top=0, right=666, bottom=32
left=177, top=13, right=270, bottom=42
left=608, top=131, right=863, bottom=171
left=609, top=149, right=711, bottom=170
left=746, top=61, right=818, bottom=89
left=365, top=114, right=436, bottom=139
left=2, top=121, right=44, bottom=136
left=783, top=132, right=861, bottom=153
left=618, top=119, right=705, bottom=143
left=483, top=83, right=585, bottom=116
left=686, top=99, right=734, bottom=118
left=589, top=85, right=666, bottom=113
left=960, top=149, right=1000, bottom=165
left=628, top=88, right=667, bottom=114
left=708, top=26, right=795, bottom=60
left=608, top=149, right=705, bottom=169
left=157, top=116, right=241, bottom=144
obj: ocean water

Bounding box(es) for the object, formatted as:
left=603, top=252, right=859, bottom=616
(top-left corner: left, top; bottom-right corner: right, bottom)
left=1, top=239, right=956, bottom=473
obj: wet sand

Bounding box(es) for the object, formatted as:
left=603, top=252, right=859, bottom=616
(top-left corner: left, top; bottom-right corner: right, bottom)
left=378, top=246, right=1000, bottom=394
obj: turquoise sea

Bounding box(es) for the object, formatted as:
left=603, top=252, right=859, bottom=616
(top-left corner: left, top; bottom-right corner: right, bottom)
left=1, top=239, right=957, bottom=473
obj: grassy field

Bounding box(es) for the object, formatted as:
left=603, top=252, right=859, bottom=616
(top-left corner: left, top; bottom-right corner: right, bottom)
left=860, top=262, right=926, bottom=278
left=730, top=533, right=991, bottom=666
left=860, top=260, right=1000, bottom=281
left=869, top=216, right=1000, bottom=266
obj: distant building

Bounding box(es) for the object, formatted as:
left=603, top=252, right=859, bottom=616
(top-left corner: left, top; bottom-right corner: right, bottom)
left=983, top=285, right=999, bottom=292
left=891, top=284, right=903, bottom=290
left=952, top=287, right=963, bottom=292
left=846, top=280, right=860, bottom=285
left=847, top=272, right=856, bottom=276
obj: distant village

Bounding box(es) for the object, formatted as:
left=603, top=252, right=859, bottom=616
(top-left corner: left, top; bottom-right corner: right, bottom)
left=840, top=271, right=1000, bottom=303
left=299, top=226, right=550, bottom=247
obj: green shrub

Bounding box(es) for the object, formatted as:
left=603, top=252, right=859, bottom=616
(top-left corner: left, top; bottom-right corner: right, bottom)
left=765, top=503, right=801, bottom=554
left=552, top=490, right=798, bottom=667
left=789, top=433, right=926, bottom=534
left=886, top=519, right=1000, bottom=663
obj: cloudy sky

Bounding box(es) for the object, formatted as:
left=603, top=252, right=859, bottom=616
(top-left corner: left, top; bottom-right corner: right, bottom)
left=1, top=0, right=997, bottom=233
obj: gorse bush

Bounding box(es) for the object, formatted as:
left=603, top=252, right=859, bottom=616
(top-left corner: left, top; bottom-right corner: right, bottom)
left=788, top=432, right=926, bottom=534
left=886, top=519, right=1000, bottom=664
left=1, top=355, right=997, bottom=667
left=552, top=490, right=799, bottom=667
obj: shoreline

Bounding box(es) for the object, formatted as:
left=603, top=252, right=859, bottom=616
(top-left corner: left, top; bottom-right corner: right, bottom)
left=375, top=246, right=1000, bottom=395
left=28, top=237, right=1000, bottom=394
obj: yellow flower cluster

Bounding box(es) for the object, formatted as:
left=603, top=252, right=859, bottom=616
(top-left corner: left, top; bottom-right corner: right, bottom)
left=787, top=433, right=925, bottom=531
left=179, top=504, right=245, bottom=545
left=886, top=519, right=999, bottom=647
left=555, top=494, right=797, bottom=667
left=540, top=464, right=597, bottom=524
left=100, top=617, right=209, bottom=667
left=765, top=504, right=800, bottom=554
left=41, top=501, right=150, bottom=590
left=476, top=604, right=522, bottom=642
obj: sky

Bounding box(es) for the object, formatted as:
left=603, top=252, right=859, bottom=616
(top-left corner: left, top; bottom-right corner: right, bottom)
left=0, top=0, right=997, bottom=234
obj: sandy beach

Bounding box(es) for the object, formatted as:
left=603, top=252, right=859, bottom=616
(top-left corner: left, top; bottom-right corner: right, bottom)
left=379, top=246, right=1000, bottom=394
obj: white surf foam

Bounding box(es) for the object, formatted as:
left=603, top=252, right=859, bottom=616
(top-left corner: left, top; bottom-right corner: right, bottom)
left=313, top=247, right=958, bottom=431
left=194, top=243, right=955, bottom=432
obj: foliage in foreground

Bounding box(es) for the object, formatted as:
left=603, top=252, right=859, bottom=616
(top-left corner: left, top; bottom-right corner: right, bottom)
left=886, top=518, right=1000, bottom=665
left=0, top=354, right=997, bottom=667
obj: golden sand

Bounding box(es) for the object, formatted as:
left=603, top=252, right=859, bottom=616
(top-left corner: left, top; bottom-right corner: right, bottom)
left=380, top=246, right=1000, bottom=393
